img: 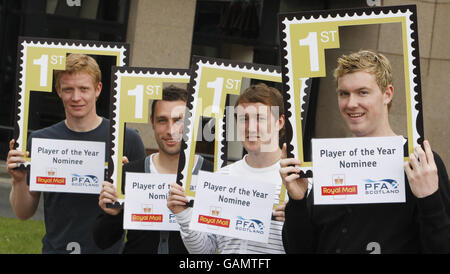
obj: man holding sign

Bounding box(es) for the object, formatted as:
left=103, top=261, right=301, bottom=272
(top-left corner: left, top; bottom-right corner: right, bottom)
left=6, top=54, right=145, bottom=254
left=94, top=86, right=213, bottom=253
left=280, top=50, right=450, bottom=253
left=168, top=83, right=287, bottom=254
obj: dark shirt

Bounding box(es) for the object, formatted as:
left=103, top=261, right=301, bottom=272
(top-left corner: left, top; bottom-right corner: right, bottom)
left=282, top=151, right=450, bottom=254
left=27, top=118, right=146, bottom=254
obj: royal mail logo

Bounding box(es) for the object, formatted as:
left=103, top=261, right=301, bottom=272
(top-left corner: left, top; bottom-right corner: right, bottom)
left=46, top=167, right=57, bottom=176
left=36, top=176, right=66, bottom=185
left=364, top=179, right=399, bottom=195
left=198, top=215, right=230, bottom=228
left=131, top=214, right=163, bottom=223
left=322, top=185, right=358, bottom=196
left=235, top=216, right=264, bottom=234
left=142, top=204, right=152, bottom=213
left=210, top=206, right=221, bottom=216
left=333, top=175, right=345, bottom=185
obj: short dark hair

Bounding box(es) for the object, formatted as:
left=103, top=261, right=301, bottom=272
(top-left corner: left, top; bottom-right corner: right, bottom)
left=150, top=85, right=188, bottom=121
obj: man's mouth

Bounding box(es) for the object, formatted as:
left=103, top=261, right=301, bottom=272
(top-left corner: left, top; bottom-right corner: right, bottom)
left=71, top=105, right=85, bottom=109
left=347, top=112, right=364, bottom=118
left=246, top=135, right=260, bottom=141
left=164, top=139, right=179, bottom=145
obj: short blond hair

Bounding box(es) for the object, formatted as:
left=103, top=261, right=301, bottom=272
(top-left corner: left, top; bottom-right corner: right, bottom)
left=334, top=50, right=393, bottom=109
left=54, top=53, right=101, bottom=90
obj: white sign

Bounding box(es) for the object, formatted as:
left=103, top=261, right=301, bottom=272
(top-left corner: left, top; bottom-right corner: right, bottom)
left=189, top=171, right=275, bottom=243
left=124, top=173, right=179, bottom=231
left=312, top=136, right=405, bottom=205
left=29, top=138, right=105, bottom=194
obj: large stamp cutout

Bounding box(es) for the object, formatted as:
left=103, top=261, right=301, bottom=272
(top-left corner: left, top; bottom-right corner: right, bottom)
left=13, top=37, right=129, bottom=167
left=279, top=5, right=423, bottom=177
left=109, top=67, right=190, bottom=204
left=177, top=56, right=300, bottom=207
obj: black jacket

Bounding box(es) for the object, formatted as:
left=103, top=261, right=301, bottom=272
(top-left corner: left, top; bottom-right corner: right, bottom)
left=93, top=156, right=213, bottom=254
left=282, top=151, right=450, bottom=254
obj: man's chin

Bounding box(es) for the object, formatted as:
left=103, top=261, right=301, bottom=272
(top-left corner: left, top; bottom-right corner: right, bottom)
left=161, top=147, right=181, bottom=156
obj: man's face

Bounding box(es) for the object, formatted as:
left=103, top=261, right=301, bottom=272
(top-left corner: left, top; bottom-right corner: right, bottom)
left=337, top=71, right=393, bottom=137
left=236, top=102, right=283, bottom=154
left=151, top=100, right=186, bottom=156
left=56, top=71, right=101, bottom=121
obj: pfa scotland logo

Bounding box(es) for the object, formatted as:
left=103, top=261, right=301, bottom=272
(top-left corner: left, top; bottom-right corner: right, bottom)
left=235, top=216, right=264, bottom=235
left=364, top=178, right=399, bottom=195
left=71, top=174, right=99, bottom=187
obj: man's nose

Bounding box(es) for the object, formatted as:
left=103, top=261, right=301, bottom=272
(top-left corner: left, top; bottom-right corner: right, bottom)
left=247, top=116, right=258, bottom=133
left=169, top=120, right=183, bottom=137
left=71, top=89, right=82, bottom=101
left=347, top=93, right=359, bottom=108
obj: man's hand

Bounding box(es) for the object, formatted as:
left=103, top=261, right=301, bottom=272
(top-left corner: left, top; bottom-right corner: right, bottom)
left=273, top=200, right=287, bottom=222
left=279, top=143, right=309, bottom=200
left=404, top=140, right=439, bottom=198
left=98, top=181, right=121, bottom=215
left=167, top=183, right=189, bottom=214
left=6, top=139, right=28, bottom=184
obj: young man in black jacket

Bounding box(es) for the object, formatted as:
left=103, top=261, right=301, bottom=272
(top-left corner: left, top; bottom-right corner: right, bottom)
left=94, top=85, right=213, bottom=253
left=280, top=50, right=450, bottom=254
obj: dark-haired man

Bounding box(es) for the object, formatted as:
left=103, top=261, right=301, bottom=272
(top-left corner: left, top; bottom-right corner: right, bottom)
left=94, top=85, right=213, bottom=253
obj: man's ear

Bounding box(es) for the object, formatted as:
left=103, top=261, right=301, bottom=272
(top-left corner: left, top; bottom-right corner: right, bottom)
left=95, top=82, right=103, bottom=99
left=384, top=85, right=394, bottom=106
left=56, top=87, right=62, bottom=98
left=278, top=114, right=285, bottom=131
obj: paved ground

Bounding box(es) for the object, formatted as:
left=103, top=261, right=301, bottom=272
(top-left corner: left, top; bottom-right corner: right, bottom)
left=0, top=161, right=44, bottom=220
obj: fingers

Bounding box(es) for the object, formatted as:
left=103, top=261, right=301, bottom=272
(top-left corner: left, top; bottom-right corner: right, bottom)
left=6, top=149, right=26, bottom=171
left=168, top=183, right=188, bottom=204
left=280, top=157, right=302, bottom=168
left=423, top=140, right=436, bottom=166
left=408, top=152, right=420, bottom=170
left=9, top=139, right=15, bottom=150
left=99, top=181, right=117, bottom=204
left=280, top=165, right=301, bottom=177
left=281, top=143, right=287, bottom=159
left=403, top=160, right=413, bottom=179
left=122, top=156, right=129, bottom=165
left=415, top=145, right=426, bottom=166
left=404, top=140, right=439, bottom=199
left=273, top=203, right=286, bottom=221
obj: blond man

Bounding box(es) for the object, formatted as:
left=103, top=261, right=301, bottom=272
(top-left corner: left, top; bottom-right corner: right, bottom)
left=280, top=50, right=450, bottom=254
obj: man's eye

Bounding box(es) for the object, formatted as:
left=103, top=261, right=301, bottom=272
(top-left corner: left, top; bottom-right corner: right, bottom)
left=338, top=91, right=348, bottom=97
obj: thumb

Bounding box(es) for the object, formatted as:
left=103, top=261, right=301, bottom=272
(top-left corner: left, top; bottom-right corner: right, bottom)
left=281, top=143, right=287, bottom=159
left=122, top=156, right=129, bottom=164
left=9, top=139, right=15, bottom=150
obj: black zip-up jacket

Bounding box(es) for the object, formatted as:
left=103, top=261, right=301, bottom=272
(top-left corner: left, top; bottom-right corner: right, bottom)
left=282, top=151, right=450, bottom=254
